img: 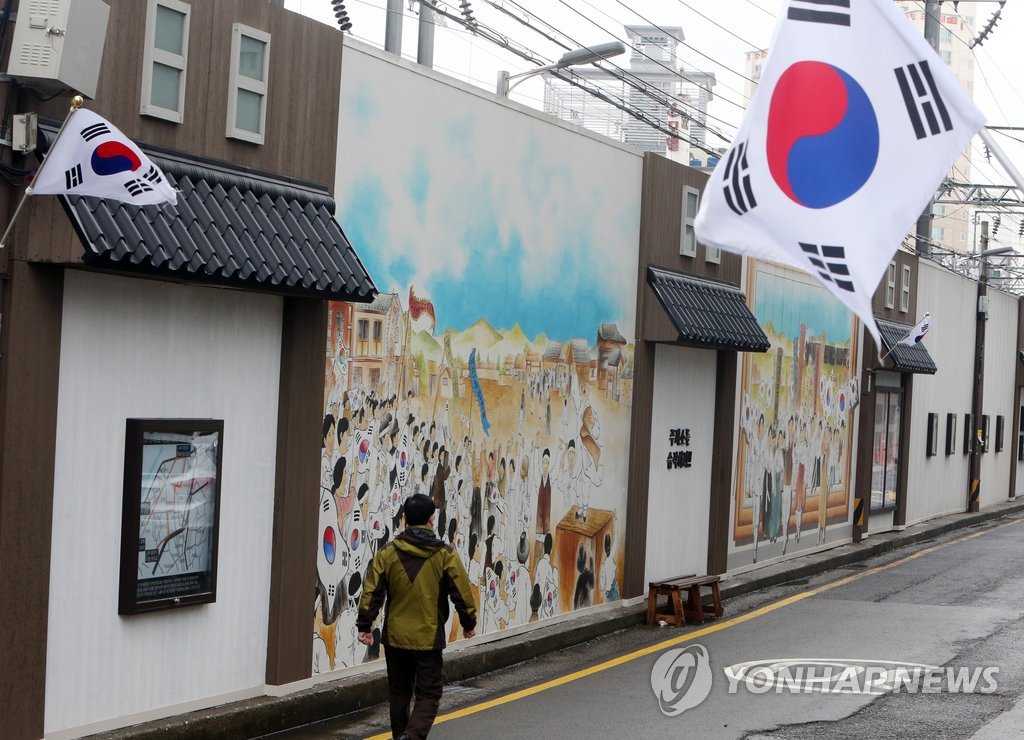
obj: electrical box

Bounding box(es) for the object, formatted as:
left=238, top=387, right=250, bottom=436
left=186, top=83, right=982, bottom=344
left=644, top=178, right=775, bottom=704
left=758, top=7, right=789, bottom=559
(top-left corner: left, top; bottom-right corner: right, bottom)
left=6, top=0, right=110, bottom=100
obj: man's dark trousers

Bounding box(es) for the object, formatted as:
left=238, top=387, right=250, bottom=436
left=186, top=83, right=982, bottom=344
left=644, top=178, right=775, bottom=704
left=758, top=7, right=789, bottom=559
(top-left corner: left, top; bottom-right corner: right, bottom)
left=385, top=646, right=444, bottom=739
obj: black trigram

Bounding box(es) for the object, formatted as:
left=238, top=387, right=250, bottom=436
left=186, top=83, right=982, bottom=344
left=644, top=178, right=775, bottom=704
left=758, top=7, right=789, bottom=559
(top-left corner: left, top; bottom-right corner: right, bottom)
left=64, top=163, right=83, bottom=189
left=723, top=141, right=757, bottom=216
left=894, top=60, right=952, bottom=140
left=799, top=242, right=854, bottom=292
left=124, top=178, right=154, bottom=197
left=142, top=164, right=164, bottom=185
left=80, top=122, right=110, bottom=142
left=788, top=0, right=850, bottom=27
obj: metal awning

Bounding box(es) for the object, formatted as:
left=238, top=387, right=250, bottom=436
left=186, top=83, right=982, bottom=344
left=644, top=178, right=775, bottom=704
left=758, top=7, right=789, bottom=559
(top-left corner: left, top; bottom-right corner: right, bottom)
left=647, top=266, right=770, bottom=352
left=877, top=318, right=937, bottom=374
left=59, top=150, right=377, bottom=302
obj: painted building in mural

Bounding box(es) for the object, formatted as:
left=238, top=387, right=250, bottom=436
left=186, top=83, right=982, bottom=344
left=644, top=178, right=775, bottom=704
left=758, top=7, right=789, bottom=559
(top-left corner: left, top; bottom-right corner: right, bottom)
left=729, top=260, right=860, bottom=569
left=312, top=40, right=643, bottom=674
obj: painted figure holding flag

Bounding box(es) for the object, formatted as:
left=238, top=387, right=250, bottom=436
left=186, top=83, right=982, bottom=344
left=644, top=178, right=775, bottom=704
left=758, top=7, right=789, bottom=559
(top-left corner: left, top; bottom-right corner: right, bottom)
left=695, top=0, right=985, bottom=347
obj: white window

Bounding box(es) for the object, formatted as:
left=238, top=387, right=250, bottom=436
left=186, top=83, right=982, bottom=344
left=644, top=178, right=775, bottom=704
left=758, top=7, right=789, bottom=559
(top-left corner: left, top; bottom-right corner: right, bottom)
left=681, top=186, right=698, bottom=257
left=227, top=24, right=271, bottom=144
left=885, top=262, right=896, bottom=308
left=141, top=0, right=190, bottom=122
left=900, top=265, right=911, bottom=312
left=705, top=245, right=721, bottom=264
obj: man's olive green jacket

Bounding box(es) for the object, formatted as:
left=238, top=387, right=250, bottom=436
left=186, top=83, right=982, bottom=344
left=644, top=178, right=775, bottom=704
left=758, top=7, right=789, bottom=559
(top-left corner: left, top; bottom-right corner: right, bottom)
left=357, top=525, right=477, bottom=650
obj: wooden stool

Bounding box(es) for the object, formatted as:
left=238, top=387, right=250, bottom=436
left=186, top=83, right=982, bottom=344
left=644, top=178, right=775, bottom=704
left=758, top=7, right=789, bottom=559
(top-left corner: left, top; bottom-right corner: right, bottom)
left=647, top=574, right=724, bottom=627
left=646, top=574, right=696, bottom=626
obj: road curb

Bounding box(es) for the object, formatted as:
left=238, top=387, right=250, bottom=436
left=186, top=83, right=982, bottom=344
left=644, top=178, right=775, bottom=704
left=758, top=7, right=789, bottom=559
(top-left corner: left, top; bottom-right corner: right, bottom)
left=90, top=499, right=1024, bottom=739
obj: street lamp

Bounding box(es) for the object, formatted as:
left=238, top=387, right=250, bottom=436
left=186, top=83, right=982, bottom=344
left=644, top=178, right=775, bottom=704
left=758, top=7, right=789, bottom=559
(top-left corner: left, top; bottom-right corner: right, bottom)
left=496, top=41, right=626, bottom=97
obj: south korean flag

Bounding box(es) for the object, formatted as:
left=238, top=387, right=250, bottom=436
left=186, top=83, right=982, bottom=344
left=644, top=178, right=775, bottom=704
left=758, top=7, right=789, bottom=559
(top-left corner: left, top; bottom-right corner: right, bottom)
left=695, top=0, right=985, bottom=347
left=31, top=108, right=177, bottom=206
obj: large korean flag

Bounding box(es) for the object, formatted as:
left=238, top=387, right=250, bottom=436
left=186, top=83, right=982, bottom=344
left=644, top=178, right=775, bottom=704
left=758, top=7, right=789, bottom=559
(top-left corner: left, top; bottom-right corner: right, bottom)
left=695, top=0, right=985, bottom=347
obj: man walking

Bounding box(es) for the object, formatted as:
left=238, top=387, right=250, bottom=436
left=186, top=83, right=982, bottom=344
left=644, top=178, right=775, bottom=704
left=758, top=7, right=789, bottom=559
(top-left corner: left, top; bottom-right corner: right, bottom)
left=358, top=493, right=477, bottom=740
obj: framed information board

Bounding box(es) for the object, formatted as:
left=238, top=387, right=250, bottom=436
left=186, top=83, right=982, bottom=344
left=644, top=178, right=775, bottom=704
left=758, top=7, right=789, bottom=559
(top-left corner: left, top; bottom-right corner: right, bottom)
left=118, top=419, right=224, bottom=615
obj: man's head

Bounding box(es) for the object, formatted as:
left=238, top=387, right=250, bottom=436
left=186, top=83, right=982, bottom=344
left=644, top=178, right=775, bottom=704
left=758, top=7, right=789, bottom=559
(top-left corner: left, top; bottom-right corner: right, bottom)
left=404, top=493, right=436, bottom=527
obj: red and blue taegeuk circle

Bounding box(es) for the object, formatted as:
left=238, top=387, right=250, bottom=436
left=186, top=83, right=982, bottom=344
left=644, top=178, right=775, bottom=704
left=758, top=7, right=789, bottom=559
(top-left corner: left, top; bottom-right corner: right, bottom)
left=323, top=526, right=337, bottom=564
left=90, top=141, right=141, bottom=177
left=767, top=61, right=879, bottom=209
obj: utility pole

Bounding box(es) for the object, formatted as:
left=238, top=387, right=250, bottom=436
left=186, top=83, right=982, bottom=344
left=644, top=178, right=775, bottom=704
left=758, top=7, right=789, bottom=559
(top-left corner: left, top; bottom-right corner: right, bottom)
left=384, top=0, right=403, bottom=55
left=418, top=0, right=436, bottom=67
left=969, top=220, right=988, bottom=512
left=914, top=0, right=942, bottom=255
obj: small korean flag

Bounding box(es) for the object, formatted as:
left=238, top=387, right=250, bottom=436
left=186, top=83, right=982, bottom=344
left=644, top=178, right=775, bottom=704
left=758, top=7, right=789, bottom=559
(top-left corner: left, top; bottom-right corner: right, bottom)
left=31, top=109, right=177, bottom=206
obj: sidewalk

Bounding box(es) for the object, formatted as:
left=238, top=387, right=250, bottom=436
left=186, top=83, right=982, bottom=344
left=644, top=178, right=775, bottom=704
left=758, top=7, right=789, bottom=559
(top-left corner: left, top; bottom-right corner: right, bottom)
left=90, top=498, right=1024, bottom=740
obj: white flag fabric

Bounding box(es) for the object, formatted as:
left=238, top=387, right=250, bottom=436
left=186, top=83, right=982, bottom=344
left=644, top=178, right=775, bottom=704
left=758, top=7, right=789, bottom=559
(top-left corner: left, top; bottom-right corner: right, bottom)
left=899, top=313, right=931, bottom=346
left=694, top=0, right=985, bottom=347
left=31, top=109, right=176, bottom=206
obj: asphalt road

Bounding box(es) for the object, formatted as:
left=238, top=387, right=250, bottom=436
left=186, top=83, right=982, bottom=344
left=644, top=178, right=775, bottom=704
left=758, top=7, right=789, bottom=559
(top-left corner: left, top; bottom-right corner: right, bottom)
left=274, top=513, right=1024, bottom=739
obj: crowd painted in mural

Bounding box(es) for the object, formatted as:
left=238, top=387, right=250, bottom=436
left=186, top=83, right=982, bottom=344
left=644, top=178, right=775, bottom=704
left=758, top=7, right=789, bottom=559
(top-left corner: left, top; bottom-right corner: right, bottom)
left=734, top=261, right=861, bottom=566
left=313, top=289, right=632, bottom=673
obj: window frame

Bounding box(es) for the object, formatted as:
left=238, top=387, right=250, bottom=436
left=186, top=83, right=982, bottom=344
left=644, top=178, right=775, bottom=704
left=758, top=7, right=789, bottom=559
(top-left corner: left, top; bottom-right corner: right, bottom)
left=900, top=265, right=911, bottom=313
left=680, top=186, right=699, bottom=257
left=945, top=413, right=957, bottom=456
left=226, top=23, right=271, bottom=144
left=140, top=0, right=191, bottom=123
left=885, top=262, right=896, bottom=309
left=705, top=245, right=721, bottom=265
left=926, top=412, right=938, bottom=457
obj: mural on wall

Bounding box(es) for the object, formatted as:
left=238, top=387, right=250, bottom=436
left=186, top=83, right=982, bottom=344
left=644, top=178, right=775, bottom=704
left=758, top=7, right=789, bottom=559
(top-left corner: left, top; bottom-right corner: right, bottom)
left=732, top=260, right=860, bottom=568
left=312, top=51, right=640, bottom=674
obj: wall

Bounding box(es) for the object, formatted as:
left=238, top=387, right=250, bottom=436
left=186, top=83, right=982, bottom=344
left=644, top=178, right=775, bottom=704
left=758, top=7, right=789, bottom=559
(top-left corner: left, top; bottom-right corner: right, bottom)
left=311, top=39, right=643, bottom=675
left=644, top=345, right=715, bottom=583
left=906, top=261, right=977, bottom=524
left=729, top=259, right=859, bottom=570
left=45, top=272, right=282, bottom=736
left=980, top=286, right=1017, bottom=507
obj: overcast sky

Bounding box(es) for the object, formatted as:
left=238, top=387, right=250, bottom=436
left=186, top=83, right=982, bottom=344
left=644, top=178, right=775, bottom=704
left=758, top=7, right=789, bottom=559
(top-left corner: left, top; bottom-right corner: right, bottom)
left=285, top=0, right=1024, bottom=187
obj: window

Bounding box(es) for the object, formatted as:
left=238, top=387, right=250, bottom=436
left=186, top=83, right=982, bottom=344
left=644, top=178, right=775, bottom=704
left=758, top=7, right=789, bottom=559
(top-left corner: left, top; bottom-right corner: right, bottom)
left=705, top=245, right=721, bottom=264
left=963, top=413, right=972, bottom=455
left=372, top=320, right=383, bottom=356
left=357, top=318, right=369, bottom=355
left=1018, top=407, right=1024, bottom=461
left=945, top=413, right=957, bottom=456
left=885, top=262, right=896, bottom=308
left=141, top=0, right=190, bottom=122
left=227, top=24, right=271, bottom=144
left=982, top=415, right=991, bottom=453
left=871, top=387, right=902, bottom=511
left=940, top=50, right=952, bottom=64
left=900, top=265, right=911, bottom=313
left=681, top=187, right=698, bottom=257
left=996, top=415, right=1005, bottom=452
left=926, top=413, right=938, bottom=457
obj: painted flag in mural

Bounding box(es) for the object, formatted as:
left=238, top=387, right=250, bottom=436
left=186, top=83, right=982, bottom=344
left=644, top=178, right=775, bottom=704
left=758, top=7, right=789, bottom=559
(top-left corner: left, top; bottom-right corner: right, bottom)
left=468, top=348, right=491, bottom=436
left=31, top=109, right=177, bottom=206
left=898, top=312, right=931, bottom=346
left=409, top=285, right=436, bottom=335
left=694, top=0, right=985, bottom=348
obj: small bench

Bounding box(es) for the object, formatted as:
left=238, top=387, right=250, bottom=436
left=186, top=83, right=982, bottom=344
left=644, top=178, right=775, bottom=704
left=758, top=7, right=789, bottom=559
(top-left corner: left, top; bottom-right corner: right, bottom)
left=646, top=574, right=723, bottom=627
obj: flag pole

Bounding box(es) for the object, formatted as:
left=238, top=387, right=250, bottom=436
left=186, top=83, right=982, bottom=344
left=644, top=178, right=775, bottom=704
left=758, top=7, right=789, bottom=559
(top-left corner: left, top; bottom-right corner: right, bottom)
left=980, top=128, right=1024, bottom=194
left=0, top=95, right=84, bottom=250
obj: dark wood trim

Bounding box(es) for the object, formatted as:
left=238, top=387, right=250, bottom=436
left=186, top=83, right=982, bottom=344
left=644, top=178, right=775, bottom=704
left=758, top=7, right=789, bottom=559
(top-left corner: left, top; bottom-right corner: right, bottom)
left=894, top=374, right=914, bottom=527
left=265, top=297, right=327, bottom=685
left=623, top=339, right=655, bottom=598
left=707, top=351, right=737, bottom=575
left=0, top=260, right=64, bottom=740
left=853, top=330, right=876, bottom=541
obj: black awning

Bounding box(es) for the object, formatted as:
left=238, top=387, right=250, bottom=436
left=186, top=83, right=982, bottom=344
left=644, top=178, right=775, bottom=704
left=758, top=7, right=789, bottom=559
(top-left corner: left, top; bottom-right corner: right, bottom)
left=60, top=152, right=377, bottom=302
left=647, top=266, right=770, bottom=352
left=877, top=318, right=937, bottom=374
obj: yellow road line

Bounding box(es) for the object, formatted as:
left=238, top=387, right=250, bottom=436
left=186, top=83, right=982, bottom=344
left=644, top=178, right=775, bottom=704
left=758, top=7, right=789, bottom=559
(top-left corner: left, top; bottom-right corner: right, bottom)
left=366, top=517, right=1022, bottom=739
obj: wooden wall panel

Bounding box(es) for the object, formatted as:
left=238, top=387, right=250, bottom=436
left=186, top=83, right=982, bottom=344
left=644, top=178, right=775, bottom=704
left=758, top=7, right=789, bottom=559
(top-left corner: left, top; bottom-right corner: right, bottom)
left=0, top=261, right=63, bottom=740
left=266, top=297, right=327, bottom=685
left=34, top=0, right=342, bottom=188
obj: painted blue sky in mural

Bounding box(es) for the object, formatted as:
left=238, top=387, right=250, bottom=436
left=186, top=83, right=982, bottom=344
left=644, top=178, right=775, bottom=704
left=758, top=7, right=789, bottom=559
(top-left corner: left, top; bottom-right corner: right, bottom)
left=754, top=270, right=854, bottom=344
left=336, top=71, right=639, bottom=345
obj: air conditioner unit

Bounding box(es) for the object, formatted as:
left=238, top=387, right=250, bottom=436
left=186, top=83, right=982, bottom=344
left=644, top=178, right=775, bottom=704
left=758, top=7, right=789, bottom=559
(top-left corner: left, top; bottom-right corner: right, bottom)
left=6, top=0, right=110, bottom=100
